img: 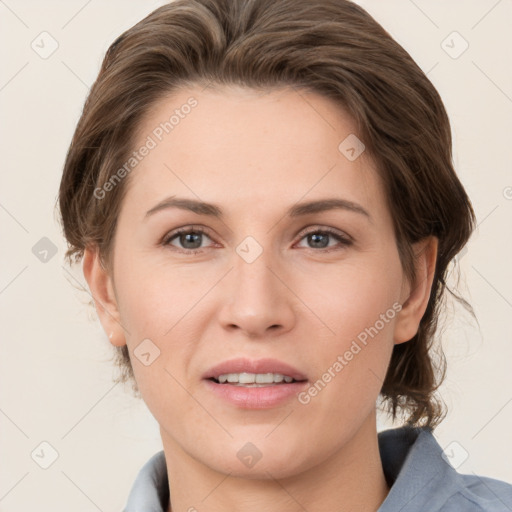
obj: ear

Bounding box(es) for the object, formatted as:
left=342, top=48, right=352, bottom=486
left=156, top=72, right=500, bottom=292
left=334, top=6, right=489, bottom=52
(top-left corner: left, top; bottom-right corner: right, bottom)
left=82, top=246, right=126, bottom=347
left=394, top=236, right=438, bottom=345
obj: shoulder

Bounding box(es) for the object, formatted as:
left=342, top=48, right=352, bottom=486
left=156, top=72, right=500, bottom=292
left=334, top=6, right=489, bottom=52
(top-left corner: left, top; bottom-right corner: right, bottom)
left=123, top=450, right=169, bottom=512
left=377, top=426, right=512, bottom=512
left=443, top=473, right=512, bottom=511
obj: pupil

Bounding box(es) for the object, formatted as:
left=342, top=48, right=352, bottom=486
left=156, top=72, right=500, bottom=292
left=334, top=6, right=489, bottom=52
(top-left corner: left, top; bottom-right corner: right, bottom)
left=309, top=233, right=328, bottom=248
left=181, top=232, right=202, bottom=249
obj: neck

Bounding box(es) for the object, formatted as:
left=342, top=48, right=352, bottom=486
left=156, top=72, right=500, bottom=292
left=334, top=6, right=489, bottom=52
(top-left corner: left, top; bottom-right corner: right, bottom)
left=162, top=411, right=390, bottom=512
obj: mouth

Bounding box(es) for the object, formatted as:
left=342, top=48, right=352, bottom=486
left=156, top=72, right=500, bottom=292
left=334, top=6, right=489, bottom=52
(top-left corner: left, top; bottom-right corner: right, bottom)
left=202, top=358, right=309, bottom=408
left=202, top=357, right=308, bottom=384
left=208, top=372, right=306, bottom=387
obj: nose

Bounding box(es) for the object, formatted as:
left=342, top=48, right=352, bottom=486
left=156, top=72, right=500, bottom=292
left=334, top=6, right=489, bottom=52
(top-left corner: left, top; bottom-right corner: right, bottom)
left=217, top=247, right=297, bottom=338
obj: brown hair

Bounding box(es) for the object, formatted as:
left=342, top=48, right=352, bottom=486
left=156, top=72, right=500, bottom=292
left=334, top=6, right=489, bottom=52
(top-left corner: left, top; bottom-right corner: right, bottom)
left=57, top=0, right=475, bottom=429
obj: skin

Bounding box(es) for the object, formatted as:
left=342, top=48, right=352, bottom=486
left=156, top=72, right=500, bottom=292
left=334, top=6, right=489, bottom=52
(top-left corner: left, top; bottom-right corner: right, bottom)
left=83, top=85, right=437, bottom=512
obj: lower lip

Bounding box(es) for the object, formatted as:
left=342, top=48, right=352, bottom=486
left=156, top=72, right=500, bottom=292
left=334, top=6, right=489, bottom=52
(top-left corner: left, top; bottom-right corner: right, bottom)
left=203, top=379, right=309, bottom=409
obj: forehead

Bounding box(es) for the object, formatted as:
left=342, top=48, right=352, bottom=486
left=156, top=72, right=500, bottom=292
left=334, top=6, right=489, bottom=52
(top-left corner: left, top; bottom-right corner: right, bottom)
left=122, top=85, right=385, bottom=220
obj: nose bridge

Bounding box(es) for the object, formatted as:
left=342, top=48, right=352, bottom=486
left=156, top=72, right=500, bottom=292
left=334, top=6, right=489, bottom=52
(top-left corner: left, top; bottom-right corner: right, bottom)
left=232, top=237, right=280, bottom=305
left=218, top=236, right=295, bottom=335
left=228, top=225, right=275, bottom=282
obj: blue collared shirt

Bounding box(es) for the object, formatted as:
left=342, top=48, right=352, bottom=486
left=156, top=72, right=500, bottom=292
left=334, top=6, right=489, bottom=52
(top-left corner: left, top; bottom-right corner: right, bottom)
left=123, top=426, right=512, bottom=511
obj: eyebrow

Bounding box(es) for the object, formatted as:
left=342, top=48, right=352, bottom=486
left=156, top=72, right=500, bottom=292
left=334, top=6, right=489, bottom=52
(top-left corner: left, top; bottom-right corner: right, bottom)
left=144, top=196, right=371, bottom=220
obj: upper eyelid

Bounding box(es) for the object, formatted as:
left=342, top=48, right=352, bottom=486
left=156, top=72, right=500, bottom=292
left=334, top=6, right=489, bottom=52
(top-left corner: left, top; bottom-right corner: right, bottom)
left=296, top=225, right=352, bottom=240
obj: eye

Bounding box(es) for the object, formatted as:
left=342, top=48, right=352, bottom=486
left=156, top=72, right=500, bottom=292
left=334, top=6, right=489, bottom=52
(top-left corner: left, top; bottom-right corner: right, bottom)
left=162, top=225, right=352, bottom=255
left=295, top=227, right=352, bottom=252
left=162, top=226, right=215, bottom=254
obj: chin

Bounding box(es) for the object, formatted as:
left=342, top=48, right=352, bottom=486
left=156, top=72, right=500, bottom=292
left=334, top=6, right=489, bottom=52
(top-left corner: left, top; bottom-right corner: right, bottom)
left=200, top=436, right=313, bottom=480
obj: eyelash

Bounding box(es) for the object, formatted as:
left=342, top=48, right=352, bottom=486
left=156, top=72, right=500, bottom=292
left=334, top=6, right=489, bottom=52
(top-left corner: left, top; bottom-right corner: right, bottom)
left=161, top=225, right=353, bottom=255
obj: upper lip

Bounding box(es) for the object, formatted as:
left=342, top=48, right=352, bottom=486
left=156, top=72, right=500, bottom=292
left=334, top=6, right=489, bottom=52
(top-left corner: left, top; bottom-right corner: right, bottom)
left=202, top=358, right=308, bottom=381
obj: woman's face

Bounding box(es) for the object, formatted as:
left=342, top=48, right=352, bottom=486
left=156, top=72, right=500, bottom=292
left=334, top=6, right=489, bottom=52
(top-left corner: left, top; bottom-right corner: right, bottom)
left=87, top=85, right=430, bottom=478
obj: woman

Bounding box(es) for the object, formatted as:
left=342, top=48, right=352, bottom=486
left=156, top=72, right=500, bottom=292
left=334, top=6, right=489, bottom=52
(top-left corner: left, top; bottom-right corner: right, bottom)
left=57, top=0, right=512, bottom=510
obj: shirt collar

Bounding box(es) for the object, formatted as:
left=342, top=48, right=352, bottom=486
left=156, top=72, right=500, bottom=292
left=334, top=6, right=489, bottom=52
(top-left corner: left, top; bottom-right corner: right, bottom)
left=377, top=425, right=461, bottom=511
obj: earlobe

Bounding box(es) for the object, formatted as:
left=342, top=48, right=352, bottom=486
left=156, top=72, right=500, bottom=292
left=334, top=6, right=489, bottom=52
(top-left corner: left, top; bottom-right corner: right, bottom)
left=394, top=236, right=438, bottom=345
left=82, top=247, right=126, bottom=347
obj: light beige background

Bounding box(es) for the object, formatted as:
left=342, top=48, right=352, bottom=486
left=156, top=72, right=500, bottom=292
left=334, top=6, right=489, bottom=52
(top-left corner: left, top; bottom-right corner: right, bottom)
left=1, top=0, right=511, bottom=510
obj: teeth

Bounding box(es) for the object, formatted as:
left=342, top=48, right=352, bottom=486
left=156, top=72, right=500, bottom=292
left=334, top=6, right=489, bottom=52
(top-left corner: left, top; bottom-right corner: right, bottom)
left=216, top=372, right=296, bottom=385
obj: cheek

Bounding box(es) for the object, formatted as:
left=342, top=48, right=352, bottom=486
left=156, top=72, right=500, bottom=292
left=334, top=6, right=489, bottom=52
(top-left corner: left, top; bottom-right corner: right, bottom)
left=111, top=251, right=217, bottom=399
left=113, top=246, right=206, bottom=335
left=300, top=250, right=403, bottom=342
left=296, top=251, right=402, bottom=400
